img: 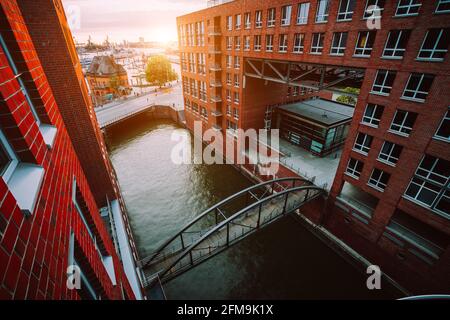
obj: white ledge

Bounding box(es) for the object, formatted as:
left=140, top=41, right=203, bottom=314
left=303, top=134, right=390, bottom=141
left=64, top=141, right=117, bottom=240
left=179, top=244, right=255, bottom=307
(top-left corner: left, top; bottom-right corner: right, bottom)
left=39, top=124, right=57, bottom=148
left=8, top=163, right=44, bottom=216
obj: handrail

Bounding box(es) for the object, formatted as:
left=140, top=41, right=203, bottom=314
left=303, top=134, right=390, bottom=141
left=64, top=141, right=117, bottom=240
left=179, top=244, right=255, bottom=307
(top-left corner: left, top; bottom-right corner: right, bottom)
left=158, top=185, right=324, bottom=280
left=142, top=177, right=311, bottom=267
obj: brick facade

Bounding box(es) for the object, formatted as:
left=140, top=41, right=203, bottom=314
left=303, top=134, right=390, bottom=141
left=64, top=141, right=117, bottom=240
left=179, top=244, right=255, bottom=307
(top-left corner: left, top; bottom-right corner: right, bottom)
left=0, top=0, right=142, bottom=299
left=178, top=0, right=450, bottom=293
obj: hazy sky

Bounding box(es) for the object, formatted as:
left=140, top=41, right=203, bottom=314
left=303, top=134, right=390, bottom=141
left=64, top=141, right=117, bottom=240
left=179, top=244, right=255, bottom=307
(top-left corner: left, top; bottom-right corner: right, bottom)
left=62, top=0, right=205, bottom=43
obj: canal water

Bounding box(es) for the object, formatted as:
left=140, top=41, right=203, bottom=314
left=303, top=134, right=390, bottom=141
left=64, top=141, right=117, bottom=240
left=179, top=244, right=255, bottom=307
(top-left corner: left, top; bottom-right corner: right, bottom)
left=105, top=117, right=400, bottom=300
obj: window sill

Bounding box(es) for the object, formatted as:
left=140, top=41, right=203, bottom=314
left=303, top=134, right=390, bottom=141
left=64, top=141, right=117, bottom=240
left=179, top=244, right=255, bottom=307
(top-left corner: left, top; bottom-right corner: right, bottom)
left=400, top=96, right=426, bottom=103
left=367, top=183, right=385, bottom=193
left=40, top=124, right=57, bottom=149
left=7, top=163, right=45, bottom=216
left=360, top=122, right=379, bottom=129
left=381, top=56, right=404, bottom=60
left=344, top=172, right=360, bottom=180
left=352, top=149, right=369, bottom=157
left=369, top=91, right=390, bottom=97
left=377, top=158, right=397, bottom=167
left=336, top=18, right=353, bottom=22
left=402, top=195, right=450, bottom=221
left=415, top=57, right=445, bottom=63
left=352, top=54, right=371, bottom=59
left=432, top=136, right=450, bottom=143
left=387, top=129, right=410, bottom=138
left=329, top=53, right=345, bottom=57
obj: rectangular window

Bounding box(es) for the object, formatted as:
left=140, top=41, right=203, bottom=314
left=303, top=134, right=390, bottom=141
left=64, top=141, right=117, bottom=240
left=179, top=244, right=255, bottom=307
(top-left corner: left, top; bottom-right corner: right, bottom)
left=364, top=0, right=385, bottom=19
left=353, top=132, right=373, bottom=155
left=227, top=16, right=232, bottom=30
left=244, top=13, right=251, bottom=29
left=390, top=110, right=417, bottom=136
left=234, top=56, right=240, bottom=69
left=382, top=30, right=411, bottom=59
left=235, top=36, right=241, bottom=50
left=346, top=158, right=364, bottom=179
left=234, top=74, right=240, bottom=87
left=234, top=92, right=240, bottom=104
left=226, top=89, right=231, bottom=101
left=0, top=129, right=18, bottom=183
left=436, top=0, right=450, bottom=13
left=235, top=14, right=242, bottom=29
left=371, top=70, right=396, bottom=95
left=281, top=5, right=292, bottom=26
left=378, top=141, right=403, bottom=165
left=234, top=108, right=239, bottom=120
left=405, top=155, right=450, bottom=219
left=226, top=104, right=232, bottom=116
left=267, top=8, right=276, bottom=27
left=226, top=55, right=232, bottom=68
left=266, top=34, right=274, bottom=52
left=297, top=2, right=310, bottom=24
left=330, top=32, right=348, bottom=55
left=354, top=31, right=376, bottom=57
left=244, top=36, right=250, bottom=51
left=368, top=169, right=391, bottom=192
left=226, top=36, right=232, bottom=50
left=435, top=108, right=450, bottom=142
left=293, top=33, right=305, bottom=53
left=226, top=73, right=232, bottom=85
left=254, top=35, right=262, bottom=51
left=402, top=73, right=434, bottom=102
left=395, top=0, right=422, bottom=16
left=417, top=29, right=449, bottom=61
left=316, top=0, right=330, bottom=23
left=337, top=0, right=356, bottom=21
left=311, top=33, right=324, bottom=54
left=279, top=34, right=288, bottom=52
left=255, top=10, right=263, bottom=28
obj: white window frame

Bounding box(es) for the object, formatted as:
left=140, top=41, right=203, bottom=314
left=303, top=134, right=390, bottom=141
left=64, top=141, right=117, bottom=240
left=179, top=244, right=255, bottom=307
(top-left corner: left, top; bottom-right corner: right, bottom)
left=362, top=103, right=384, bottom=127
left=402, top=73, right=434, bottom=102
left=371, top=70, right=396, bottom=96
left=417, top=29, right=448, bottom=62
left=382, top=30, right=410, bottom=59
left=310, top=33, right=324, bottom=54
left=226, top=37, right=232, bottom=50
left=233, top=108, right=239, bottom=120
left=279, top=34, right=288, bottom=52
left=234, top=91, right=240, bottom=104
left=293, top=33, right=305, bottom=53
left=346, top=158, right=364, bottom=179
left=315, top=0, right=329, bottom=23
left=234, top=56, right=240, bottom=69
left=267, top=8, right=276, bottom=27
left=226, top=55, right=232, bottom=68
left=244, top=36, right=250, bottom=51
left=378, top=141, right=402, bottom=166
left=235, top=14, right=242, bottom=29
left=354, top=31, right=376, bottom=57
left=281, top=5, right=292, bottom=26
left=368, top=169, right=390, bottom=192
left=435, top=0, right=450, bottom=13
left=244, top=13, right=251, bottom=29
left=227, top=16, right=233, bottom=31
left=363, top=0, right=384, bottom=19
left=0, top=129, right=19, bottom=183
left=434, top=108, right=450, bottom=142
left=254, top=35, right=262, bottom=51
left=389, top=110, right=416, bottom=136
left=297, top=2, right=310, bottom=25
left=395, top=0, right=422, bottom=17
left=353, top=132, right=373, bottom=155
left=235, top=36, right=241, bottom=50
left=255, top=10, right=263, bottom=28
left=234, top=74, right=240, bottom=88
left=330, top=32, right=347, bottom=56
left=266, top=34, right=274, bottom=52
left=226, top=73, right=232, bottom=86
left=337, top=0, right=355, bottom=21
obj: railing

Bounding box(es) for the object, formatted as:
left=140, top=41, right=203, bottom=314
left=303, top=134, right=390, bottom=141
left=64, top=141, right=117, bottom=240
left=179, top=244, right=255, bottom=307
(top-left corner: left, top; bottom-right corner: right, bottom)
left=208, top=26, right=222, bottom=36
left=208, top=45, right=222, bottom=54
left=98, top=103, right=156, bottom=128
left=139, top=178, right=324, bottom=285
left=156, top=184, right=324, bottom=282
left=209, top=64, right=222, bottom=71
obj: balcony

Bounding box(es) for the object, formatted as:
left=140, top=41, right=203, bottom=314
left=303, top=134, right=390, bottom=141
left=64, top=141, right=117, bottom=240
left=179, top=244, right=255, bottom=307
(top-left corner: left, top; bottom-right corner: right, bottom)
left=208, top=26, right=222, bottom=36
left=208, top=45, right=222, bottom=54
left=210, top=79, right=222, bottom=87
left=209, top=64, right=222, bottom=72
left=210, top=95, right=222, bottom=103
left=212, top=124, right=222, bottom=132
left=211, top=109, right=223, bottom=117
left=336, top=182, right=379, bottom=223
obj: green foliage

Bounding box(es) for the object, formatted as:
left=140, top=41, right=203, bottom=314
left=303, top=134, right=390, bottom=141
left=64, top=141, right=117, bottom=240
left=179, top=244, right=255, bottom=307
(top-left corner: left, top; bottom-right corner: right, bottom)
left=145, top=55, right=178, bottom=87
left=336, top=87, right=360, bottom=106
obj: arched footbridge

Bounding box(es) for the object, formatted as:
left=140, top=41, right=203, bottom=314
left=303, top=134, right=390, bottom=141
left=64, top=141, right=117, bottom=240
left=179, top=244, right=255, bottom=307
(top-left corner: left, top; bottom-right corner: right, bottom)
left=138, top=177, right=325, bottom=288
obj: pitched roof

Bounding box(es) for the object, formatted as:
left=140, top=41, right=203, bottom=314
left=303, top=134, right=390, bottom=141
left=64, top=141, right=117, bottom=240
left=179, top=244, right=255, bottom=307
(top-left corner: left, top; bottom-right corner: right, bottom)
left=86, top=55, right=127, bottom=76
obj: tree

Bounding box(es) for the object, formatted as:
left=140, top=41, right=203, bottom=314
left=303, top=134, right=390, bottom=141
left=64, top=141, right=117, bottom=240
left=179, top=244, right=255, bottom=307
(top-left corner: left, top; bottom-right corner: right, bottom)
left=145, top=55, right=178, bottom=87
left=336, top=87, right=360, bottom=106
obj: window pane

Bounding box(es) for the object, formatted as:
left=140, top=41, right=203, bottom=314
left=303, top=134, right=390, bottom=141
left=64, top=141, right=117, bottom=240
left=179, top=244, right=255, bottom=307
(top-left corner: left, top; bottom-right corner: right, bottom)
left=0, top=143, right=11, bottom=176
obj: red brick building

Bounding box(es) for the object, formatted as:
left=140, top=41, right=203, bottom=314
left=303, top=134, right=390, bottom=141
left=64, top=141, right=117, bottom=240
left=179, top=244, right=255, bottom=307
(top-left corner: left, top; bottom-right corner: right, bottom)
left=0, top=0, right=145, bottom=299
left=178, top=0, right=450, bottom=293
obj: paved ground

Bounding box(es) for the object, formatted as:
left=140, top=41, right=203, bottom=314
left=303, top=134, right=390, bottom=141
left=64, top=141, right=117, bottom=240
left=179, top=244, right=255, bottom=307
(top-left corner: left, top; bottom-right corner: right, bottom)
left=279, top=139, right=342, bottom=191
left=95, top=81, right=183, bottom=127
